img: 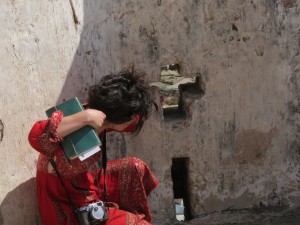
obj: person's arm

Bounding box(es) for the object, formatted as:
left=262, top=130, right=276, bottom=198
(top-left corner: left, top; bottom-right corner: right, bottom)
left=57, top=109, right=106, bottom=137
left=28, top=110, right=65, bottom=157
left=28, top=109, right=106, bottom=157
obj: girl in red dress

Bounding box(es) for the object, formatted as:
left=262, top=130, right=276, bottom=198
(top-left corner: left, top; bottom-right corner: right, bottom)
left=28, top=67, right=158, bottom=225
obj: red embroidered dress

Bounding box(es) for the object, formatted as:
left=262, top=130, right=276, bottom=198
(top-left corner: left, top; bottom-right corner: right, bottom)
left=28, top=111, right=158, bottom=225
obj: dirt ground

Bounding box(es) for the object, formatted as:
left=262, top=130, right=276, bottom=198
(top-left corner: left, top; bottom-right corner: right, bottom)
left=167, top=206, right=300, bottom=225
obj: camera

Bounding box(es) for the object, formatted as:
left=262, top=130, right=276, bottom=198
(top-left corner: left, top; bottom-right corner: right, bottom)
left=76, top=201, right=108, bottom=225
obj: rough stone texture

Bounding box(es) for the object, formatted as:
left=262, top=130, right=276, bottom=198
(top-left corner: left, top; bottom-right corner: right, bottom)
left=0, top=0, right=299, bottom=224
left=172, top=206, right=300, bottom=225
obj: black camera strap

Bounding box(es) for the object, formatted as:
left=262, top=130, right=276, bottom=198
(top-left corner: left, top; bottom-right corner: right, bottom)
left=49, top=158, right=78, bottom=212
left=49, top=129, right=108, bottom=211
left=102, top=129, right=108, bottom=202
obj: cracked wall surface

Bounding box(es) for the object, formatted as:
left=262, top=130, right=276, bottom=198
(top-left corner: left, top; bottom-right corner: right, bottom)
left=0, top=0, right=299, bottom=224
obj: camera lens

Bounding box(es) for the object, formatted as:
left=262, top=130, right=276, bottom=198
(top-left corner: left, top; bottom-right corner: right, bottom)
left=90, top=207, right=104, bottom=220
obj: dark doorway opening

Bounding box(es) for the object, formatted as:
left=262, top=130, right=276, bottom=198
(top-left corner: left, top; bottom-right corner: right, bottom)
left=171, top=157, right=192, bottom=221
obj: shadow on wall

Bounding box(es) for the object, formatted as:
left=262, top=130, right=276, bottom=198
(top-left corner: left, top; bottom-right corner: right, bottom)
left=0, top=178, right=41, bottom=225
left=57, top=1, right=118, bottom=103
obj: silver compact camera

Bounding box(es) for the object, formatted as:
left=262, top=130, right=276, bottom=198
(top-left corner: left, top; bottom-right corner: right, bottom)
left=76, top=201, right=108, bottom=225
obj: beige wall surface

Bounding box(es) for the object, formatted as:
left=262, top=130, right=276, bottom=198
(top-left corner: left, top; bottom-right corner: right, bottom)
left=0, top=0, right=299, bottom=224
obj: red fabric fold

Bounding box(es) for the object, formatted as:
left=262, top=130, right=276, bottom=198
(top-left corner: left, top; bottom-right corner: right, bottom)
left=29, top=112, right=158, bottom=225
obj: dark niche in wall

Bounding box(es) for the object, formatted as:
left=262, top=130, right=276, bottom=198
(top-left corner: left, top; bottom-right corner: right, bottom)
left=171, top=157, right=192, bottom=221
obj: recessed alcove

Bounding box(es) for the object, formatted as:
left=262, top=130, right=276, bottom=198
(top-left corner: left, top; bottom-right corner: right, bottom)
left=151, top=64, right=205, bottom=123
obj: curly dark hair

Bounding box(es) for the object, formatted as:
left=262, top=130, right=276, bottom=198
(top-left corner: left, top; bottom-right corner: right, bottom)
left=88, top=66, right=152, bottom=133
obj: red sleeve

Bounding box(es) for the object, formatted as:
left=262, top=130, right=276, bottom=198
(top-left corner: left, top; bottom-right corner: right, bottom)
left=28, top=111, right=64, bottom=157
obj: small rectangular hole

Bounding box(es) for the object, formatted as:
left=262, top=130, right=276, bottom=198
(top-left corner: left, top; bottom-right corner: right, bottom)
left=171, top=157, right=192, bottom=221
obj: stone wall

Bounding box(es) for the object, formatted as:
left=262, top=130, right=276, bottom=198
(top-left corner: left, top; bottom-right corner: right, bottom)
left=0, top=0, right=299, bottom=224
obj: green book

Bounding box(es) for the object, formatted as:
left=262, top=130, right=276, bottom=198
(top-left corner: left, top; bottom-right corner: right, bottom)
left=45, top=97, right=101, bottom=161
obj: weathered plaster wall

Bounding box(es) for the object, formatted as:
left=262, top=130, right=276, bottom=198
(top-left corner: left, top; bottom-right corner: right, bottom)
left=105, top=0, right=300, bottom=223
left=0, top=1, right=82, bottom=224
left=0, top=0, right=299, bottom=225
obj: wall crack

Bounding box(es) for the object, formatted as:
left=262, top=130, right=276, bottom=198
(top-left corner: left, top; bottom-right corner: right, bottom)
left=69, top=0, right=80, bottom=30
left=0, top=120, right=4, bottom=141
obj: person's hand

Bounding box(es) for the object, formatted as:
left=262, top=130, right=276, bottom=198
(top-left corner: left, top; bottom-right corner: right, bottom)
left=85, top=109, right=107, bottom=133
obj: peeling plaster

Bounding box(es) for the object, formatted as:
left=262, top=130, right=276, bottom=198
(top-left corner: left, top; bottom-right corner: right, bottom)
left=202, top=191, right=257, bottom=213
left=282, top=0, right=297, bottom=8
left=234, top=128, right=278, bottom=164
